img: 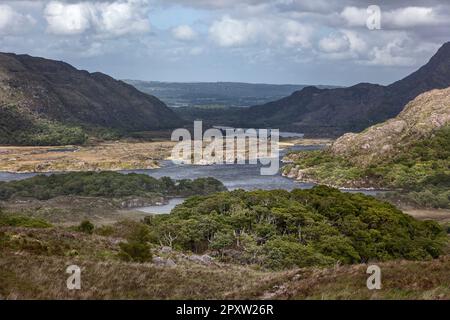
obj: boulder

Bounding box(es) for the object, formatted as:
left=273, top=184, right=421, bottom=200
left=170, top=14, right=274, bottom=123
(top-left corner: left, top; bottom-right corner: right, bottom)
left=165, top=259, right=176, bottom=267
left=189, top=254, right=214, bottom=265
left=160, top=246, right=172, bottom=254
left=153, top=256, right=177, bottom=267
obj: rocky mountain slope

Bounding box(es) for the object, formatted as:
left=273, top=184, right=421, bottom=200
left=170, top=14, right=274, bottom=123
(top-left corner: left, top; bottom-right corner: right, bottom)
left=330, top=87, right=450, bottom=166
left=242, top=42, right=450, bottom=137
left=0, top=53, right=183, bottom=145
left=283, top=87, right=450, bottom=208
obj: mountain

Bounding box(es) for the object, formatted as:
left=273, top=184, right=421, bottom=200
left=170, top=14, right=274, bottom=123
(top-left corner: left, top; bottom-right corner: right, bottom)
left=0, top=53, right=182, bottom=145
left=124, top=80, right=338, bottom=108
left=283, top=87, right=450, bottom=208
left=242, top=42, right=450, bottom=137
left=330, top=87, right=450, bottom=165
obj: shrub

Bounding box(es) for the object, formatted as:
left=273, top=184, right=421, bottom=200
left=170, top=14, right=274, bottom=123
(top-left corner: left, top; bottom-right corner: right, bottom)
left=78, top=220, right=95, bottom=234
left=118, top=223, right=153, bottom=263
left=128, top=224, right=151, bottom=243
left=118, top=242, right=152, bottom=263
left=95, top=225, right=116, bottom=237
left=0, top=214, right=52, bottom=228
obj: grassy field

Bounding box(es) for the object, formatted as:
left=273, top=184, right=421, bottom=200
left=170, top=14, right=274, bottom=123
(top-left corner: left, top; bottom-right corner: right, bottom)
left=1, top=220, right=448, bottom=300
left=0, top=196, right=150, bottom=225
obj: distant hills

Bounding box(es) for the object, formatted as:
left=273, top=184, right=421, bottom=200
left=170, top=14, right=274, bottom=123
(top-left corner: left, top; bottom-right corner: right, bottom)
left=214, top=42, right=450, bottom=137
left=125, top=80, right=338, bottom=108
left=0, top=53, right=182, bottom=145
left=1, top=42, right=449, bottom=146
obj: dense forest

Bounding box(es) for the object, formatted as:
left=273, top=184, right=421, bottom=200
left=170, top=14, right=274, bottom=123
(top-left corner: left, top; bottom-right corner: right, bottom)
left=143, top=187, right=447, bottom=269
left=0, top=172, right=226, bottom=201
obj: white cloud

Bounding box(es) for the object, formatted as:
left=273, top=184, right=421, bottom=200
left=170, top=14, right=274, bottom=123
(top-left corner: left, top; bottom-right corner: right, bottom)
left=172, top=25, right=197, bottom=41
left=44, top=2, right=93, bottom=35
left=366, top=39, right=416, bottom=66
left=319, top=32, right=417, bottom=67
left=319, top=33, right=350, bottom=53
left=384, top=7, right=445, bottom=28
left=317, top=30, right=367, bottom=61
left=282, top=20, right=312, bottom=48
left=341, top=6, right=450, bottom=29
left=341, top=30, right=367, bottom=54
left=209, top=16, right=260, bottom=47
left=80, top=42, right=104, bottom=57
left=340, top=7, right=367, bottom=27
left=316, top=29, right=424, bottom=67
left=209, top=15, right=312, bottom=48
left=44, top=0, right=151, bottom=36
left=98, top=1, right=150, bottom=36
left=162, top=0, right=262, bottom=9
left=0, top=4, right=36, bottom=35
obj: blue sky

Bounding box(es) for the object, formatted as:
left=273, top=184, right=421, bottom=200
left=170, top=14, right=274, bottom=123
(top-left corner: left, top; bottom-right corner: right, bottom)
left=0, top=0, right=449, bottom=86
left=150, top=5, right=210, bottom=30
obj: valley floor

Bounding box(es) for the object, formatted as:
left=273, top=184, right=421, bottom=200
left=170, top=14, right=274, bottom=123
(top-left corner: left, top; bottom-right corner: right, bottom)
left=1, top=137, right=448, bottom=300
left=0, top=140, right=177, bottom=173
left=0, top=138, right=331, bottom=173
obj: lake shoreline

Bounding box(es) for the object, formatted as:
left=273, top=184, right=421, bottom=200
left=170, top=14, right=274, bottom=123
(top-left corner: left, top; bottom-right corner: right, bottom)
left=0, top=137, right=332, bottom=173
left=0, top=141, right=175, bottom=173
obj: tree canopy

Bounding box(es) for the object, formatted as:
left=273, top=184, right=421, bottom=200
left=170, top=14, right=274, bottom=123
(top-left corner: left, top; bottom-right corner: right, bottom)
left=144, top=186, right=447, bottom=269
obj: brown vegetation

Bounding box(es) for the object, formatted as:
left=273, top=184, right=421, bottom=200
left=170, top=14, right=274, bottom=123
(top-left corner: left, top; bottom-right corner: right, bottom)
left=0, top=141, right=176, bottom=172
left=0, top=221, right=448, bottom=300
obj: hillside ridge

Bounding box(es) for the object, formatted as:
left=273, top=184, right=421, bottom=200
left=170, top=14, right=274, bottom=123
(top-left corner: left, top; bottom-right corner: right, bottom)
left=241, top=42, right=450, bottom=136
left=0, top=52, right=183, bottom=145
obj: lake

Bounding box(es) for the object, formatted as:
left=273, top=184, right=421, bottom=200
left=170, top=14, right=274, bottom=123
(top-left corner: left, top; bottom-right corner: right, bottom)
left=0, top=145, right=381, bottom=214
left=0, top=145, right=320, bottom=189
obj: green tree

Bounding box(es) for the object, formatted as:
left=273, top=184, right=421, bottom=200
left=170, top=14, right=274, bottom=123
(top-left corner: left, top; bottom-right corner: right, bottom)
left=210, top=231, right=235, bottom=257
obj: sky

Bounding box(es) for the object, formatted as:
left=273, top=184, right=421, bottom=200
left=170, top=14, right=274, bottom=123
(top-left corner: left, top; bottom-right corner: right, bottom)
left=0, top=0, right=449, bottom=86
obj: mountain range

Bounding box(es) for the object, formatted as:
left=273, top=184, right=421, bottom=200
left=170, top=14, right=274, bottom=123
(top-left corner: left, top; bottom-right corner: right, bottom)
left=0, top=42, right=449, bottom=145
left=237, top=42, right=450, bottom=137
